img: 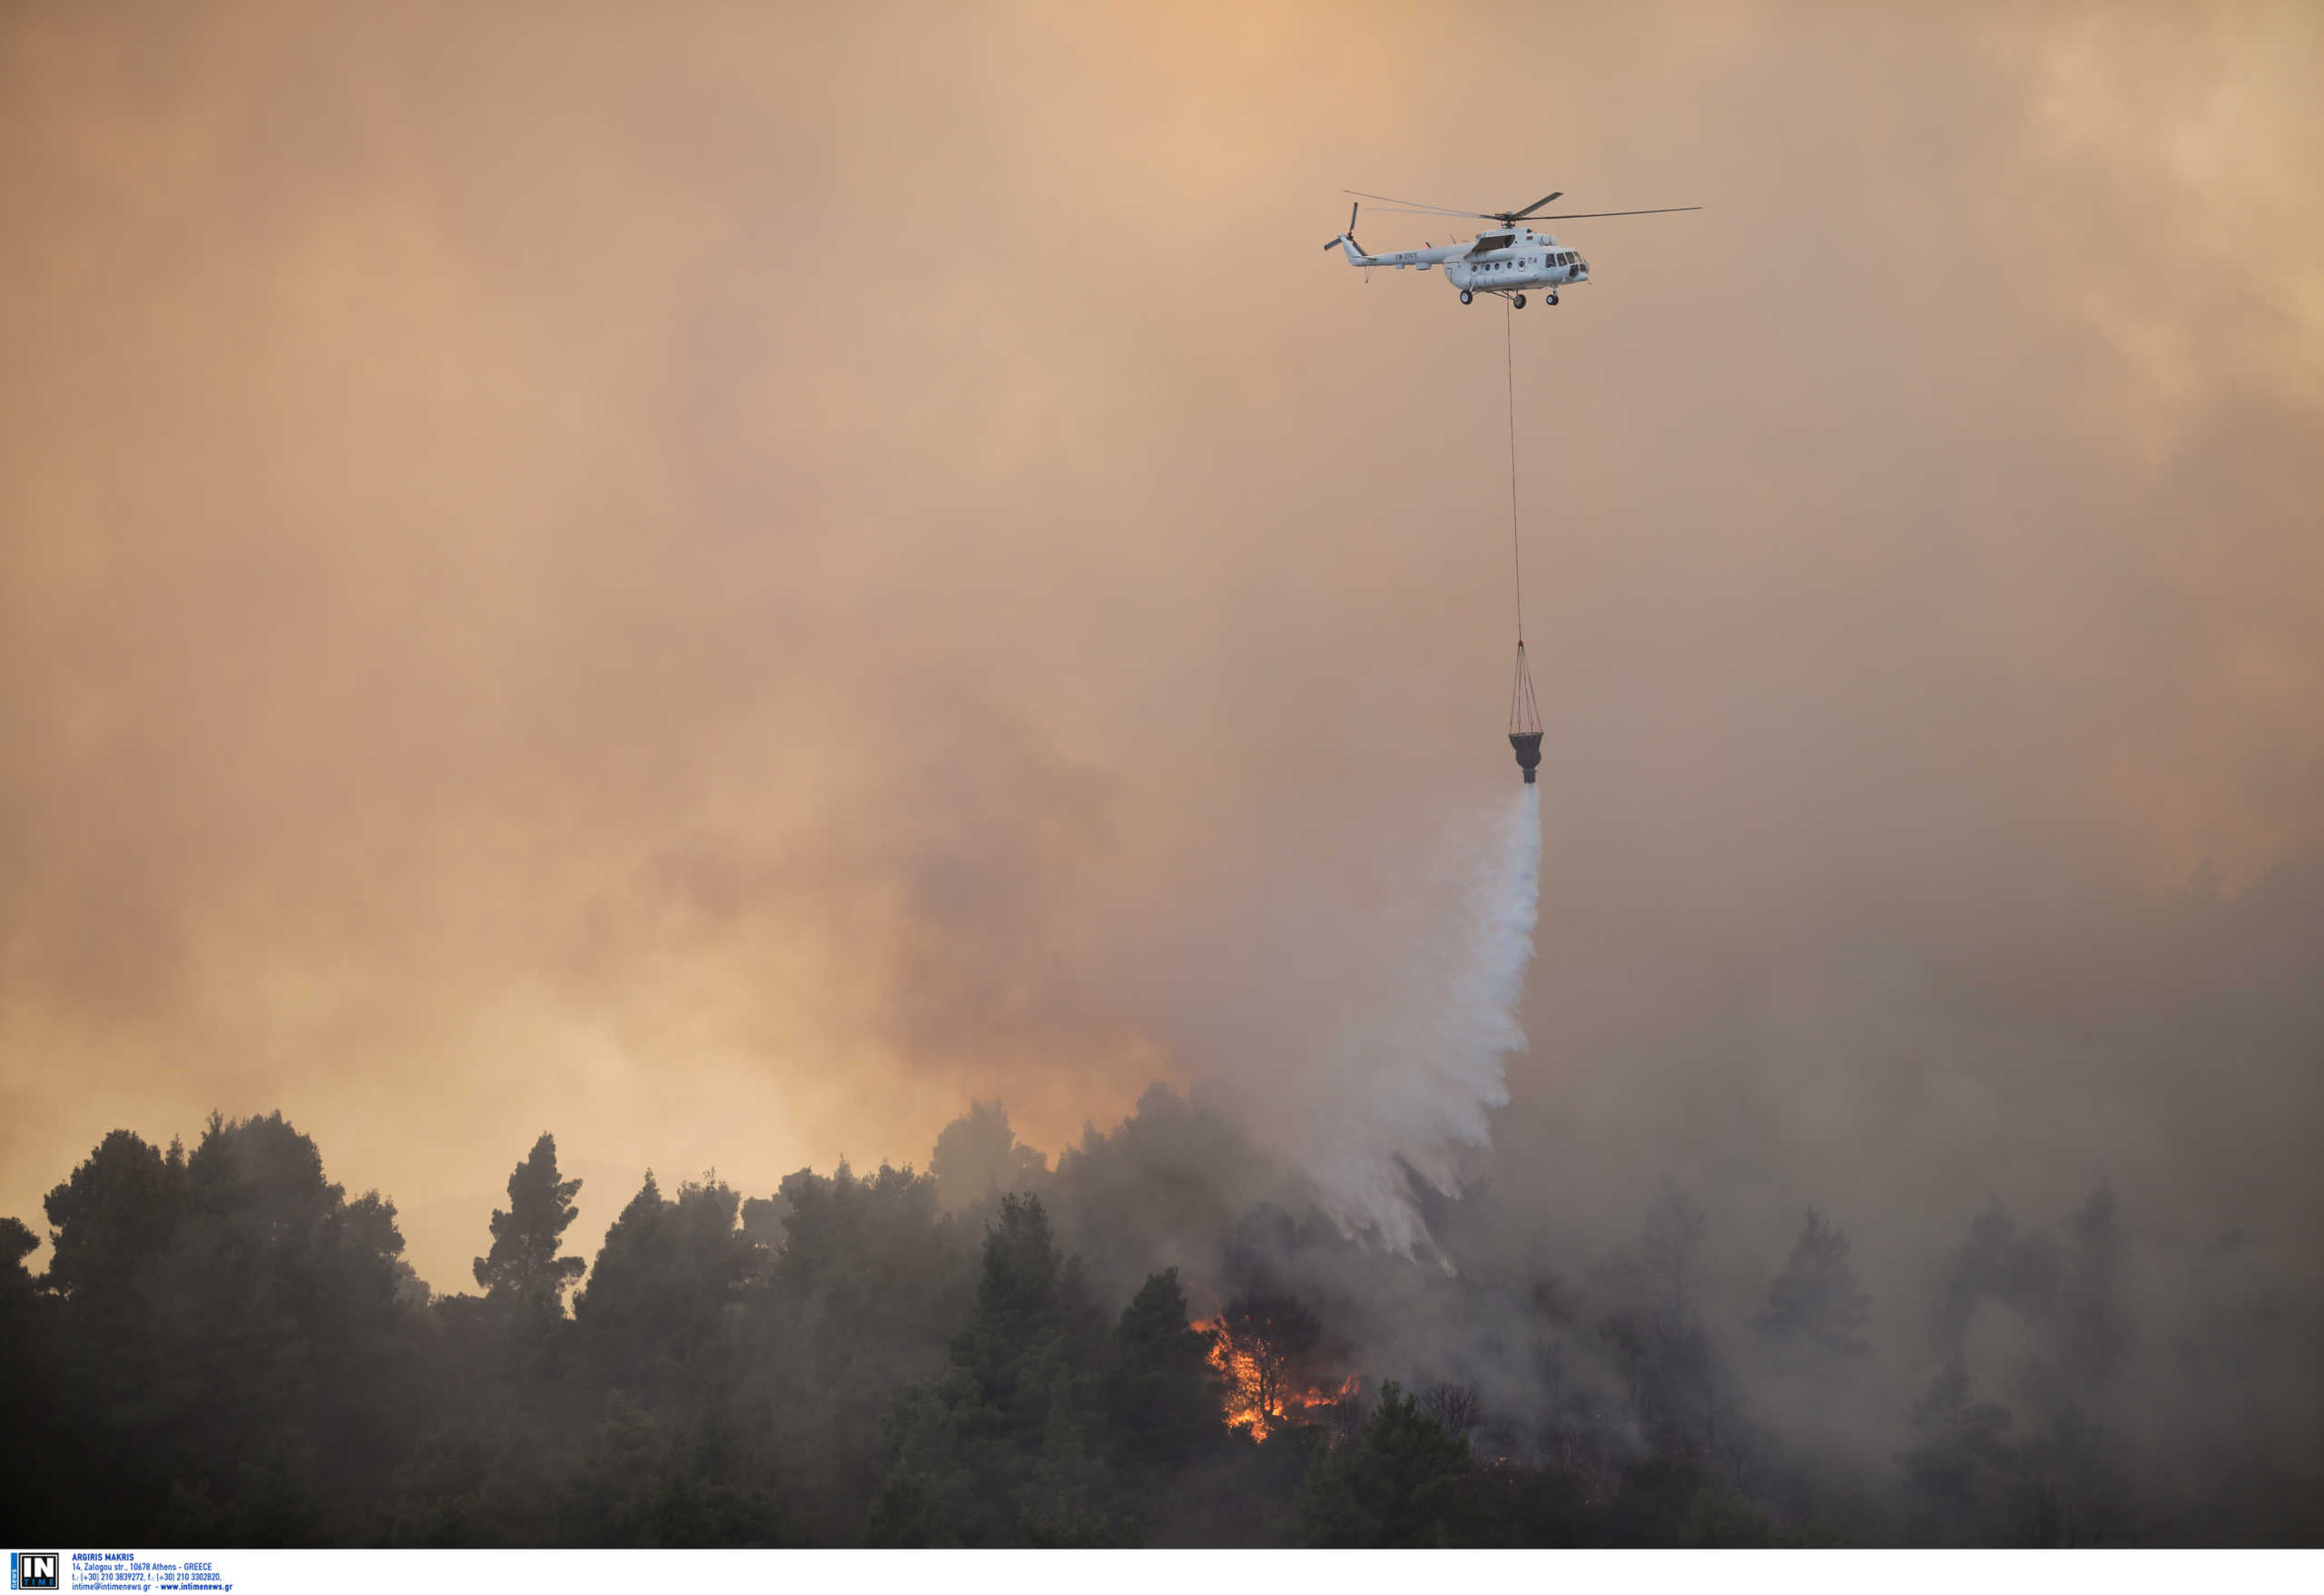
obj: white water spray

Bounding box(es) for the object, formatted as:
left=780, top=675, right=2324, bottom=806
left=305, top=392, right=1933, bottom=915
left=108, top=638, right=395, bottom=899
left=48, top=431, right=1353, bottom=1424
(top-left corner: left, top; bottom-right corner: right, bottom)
left=1288, top=783, right=1543, bottom=1253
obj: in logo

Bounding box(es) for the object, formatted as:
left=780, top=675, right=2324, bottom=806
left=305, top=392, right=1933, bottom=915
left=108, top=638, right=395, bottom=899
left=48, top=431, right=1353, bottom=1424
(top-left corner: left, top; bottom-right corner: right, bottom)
left=10, top=1554, right=58, bottom=1592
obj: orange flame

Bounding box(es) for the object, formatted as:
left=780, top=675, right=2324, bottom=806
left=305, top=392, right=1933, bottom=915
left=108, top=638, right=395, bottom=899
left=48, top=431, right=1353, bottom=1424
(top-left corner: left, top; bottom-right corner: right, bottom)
left=1195, top=1317, right=1360, bottom=1442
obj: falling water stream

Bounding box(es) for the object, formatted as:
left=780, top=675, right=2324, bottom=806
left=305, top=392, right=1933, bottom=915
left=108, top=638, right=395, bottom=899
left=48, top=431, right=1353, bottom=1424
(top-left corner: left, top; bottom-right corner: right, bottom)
left=1299, top=783, right=1542, bottom=1255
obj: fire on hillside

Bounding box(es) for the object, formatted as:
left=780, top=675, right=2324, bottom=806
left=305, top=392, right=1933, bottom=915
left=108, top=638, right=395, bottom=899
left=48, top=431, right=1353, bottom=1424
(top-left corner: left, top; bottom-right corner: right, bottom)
left=1195, top=1315, right=1360, bottom=1442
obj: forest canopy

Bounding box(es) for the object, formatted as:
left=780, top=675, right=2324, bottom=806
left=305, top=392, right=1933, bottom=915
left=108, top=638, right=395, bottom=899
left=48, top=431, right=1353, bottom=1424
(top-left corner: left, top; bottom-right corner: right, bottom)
left=4, top=1093, right=2316, bottom=1547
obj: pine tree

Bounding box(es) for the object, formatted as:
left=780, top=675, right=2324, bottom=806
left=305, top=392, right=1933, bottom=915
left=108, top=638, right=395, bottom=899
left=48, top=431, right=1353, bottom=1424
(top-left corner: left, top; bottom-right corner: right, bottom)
left=1107, top=1268, right=1228, bottom=1475
left=1300, top=1381, right=1472, bottom=1546
left=1757, top=1208, right=1872, bottom=1359
left=473, top=1133, right=585, bottom=1314
left=930, top=1101, right=1049, bottom=1214
left=866, top=1194, right=1114, bottom=1545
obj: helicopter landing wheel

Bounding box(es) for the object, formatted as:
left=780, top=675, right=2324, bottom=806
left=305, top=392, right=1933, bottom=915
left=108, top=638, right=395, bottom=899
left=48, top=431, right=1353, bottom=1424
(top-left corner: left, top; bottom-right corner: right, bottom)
left=1459, top=290, right=1473, bottom=304
left=1548, top=292, right=1559, bottom=306
left=1512, top=293, right=1526, bottom=309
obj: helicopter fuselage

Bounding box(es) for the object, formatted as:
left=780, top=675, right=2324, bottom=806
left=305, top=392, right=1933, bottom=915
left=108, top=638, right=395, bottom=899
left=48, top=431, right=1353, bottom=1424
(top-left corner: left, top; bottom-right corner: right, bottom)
left=1334, top=226, right=1589, bottom=299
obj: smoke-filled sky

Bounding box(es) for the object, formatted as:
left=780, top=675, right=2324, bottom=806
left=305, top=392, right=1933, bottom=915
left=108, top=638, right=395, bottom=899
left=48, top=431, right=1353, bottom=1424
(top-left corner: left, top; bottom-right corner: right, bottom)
left=4, top=0, right=2319, bottom=1294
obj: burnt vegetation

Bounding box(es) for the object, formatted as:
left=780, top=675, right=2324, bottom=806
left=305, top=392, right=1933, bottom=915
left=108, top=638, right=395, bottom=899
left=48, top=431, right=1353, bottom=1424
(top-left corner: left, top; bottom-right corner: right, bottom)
left=4, top=1091, right=2317, bottom=1547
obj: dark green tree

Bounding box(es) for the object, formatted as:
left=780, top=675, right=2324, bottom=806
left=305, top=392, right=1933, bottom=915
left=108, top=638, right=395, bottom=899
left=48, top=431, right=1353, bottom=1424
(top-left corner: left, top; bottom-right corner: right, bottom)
left=1901, top=1356, right=2024, bottom=1544
left=574, top=1172, right=754, bottom=1394
left=1757, top=1208, right=1872, bottom=1359
left=1937, top=1207, right=2061, bottom=1350
left=0, top=1215, right=59, bottom=1529
left=1105, top=1267, right=1229, bottom=1478
left=0, top=1215, right=38, bottom=1303
left=1300, top=1380, right=1472, bottom=1546
left=473, top=1133, right=585, bottom=1314
left=551, top=1393, right=788, bottom=1547
left=1018, top=1368, right=1112, bottom=1545
left=1048, top=1084, right=1268, bottom=1309
left=42, top=1128, right=185, bottom=1310
left=750, top=1160, right=974, bottom=1542
left=866, top=1194, right=1113, bottom=1545
left=930, top=1101, right=1049, bottom=1215
left=950, top=1193, right=1106, bottom=1432
left=40, top=1114, right=419, bottom=1543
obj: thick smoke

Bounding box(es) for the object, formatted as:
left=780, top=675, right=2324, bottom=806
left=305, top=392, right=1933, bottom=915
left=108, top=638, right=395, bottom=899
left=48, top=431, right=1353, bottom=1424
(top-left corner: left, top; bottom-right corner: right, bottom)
left=5, top=0, right=2320, bottom=1546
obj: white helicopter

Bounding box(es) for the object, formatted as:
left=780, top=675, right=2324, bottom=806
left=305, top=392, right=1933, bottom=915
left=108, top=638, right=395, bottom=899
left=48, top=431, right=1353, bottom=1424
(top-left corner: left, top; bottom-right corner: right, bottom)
left=1324, top=188, right=1699, bottom=307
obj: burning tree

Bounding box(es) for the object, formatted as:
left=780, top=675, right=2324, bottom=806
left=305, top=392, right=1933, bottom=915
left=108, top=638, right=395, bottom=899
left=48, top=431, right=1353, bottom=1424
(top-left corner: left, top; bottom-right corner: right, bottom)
left=1206, top=1289, right=1324, bottom=1440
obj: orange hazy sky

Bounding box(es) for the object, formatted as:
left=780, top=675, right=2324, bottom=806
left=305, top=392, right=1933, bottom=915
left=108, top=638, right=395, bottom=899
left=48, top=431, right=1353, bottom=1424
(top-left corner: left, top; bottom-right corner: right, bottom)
left=4, top=1, right=2319, bottom=1290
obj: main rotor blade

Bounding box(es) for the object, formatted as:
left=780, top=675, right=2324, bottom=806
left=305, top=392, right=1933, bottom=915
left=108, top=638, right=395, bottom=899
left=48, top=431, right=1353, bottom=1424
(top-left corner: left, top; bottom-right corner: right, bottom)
left=1527, top=206, right=1703, bottom=220
left=1344, top=188, right=1490, bottom=219
left=1507, top=191, right=1564, bottom=219
left=1359, top=206, right=1502, bottom=222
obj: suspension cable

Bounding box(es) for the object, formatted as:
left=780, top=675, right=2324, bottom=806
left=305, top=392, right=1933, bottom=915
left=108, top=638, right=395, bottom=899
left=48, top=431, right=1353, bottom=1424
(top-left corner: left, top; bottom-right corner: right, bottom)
left=1505, top=300, right=1524, bottom=646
